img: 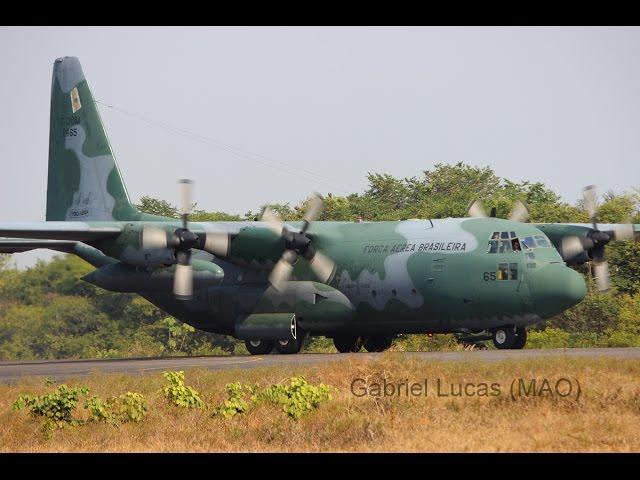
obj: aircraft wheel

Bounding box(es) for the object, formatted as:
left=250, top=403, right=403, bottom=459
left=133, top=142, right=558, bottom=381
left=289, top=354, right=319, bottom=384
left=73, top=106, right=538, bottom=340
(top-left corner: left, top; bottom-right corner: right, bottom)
left=274, top=335, right=304, bottom=354
left=333, top=336, right=364, bottom=353
left=245, top=339, right=274, bottom=355
left=513, top=327, right=527, bottom=349
left=363, top=336, right=394, bottom=352
left=492, top=326, right=516, bottom=349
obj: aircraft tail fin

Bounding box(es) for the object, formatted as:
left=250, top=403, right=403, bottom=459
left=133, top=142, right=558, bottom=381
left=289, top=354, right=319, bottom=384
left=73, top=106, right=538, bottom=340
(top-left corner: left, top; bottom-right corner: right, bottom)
left=46, top=56, right=140, bottom=221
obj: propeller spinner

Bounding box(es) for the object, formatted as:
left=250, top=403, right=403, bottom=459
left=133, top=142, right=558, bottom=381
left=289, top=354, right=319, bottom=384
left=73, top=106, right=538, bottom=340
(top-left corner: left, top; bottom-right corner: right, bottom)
left=142, top=180, right=207, bottom=300
left=262, top=193, right=336, bottom=290
left=557, top=185, right=636, bottom=292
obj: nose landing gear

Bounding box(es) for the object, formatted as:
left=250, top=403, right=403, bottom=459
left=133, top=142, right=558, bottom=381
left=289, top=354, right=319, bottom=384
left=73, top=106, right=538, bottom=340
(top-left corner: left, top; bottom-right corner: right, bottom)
left=492, top=326, right=527, bottom=349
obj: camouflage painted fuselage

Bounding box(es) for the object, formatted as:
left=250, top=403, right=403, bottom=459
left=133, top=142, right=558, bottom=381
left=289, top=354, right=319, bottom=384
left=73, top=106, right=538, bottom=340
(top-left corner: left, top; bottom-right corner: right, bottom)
left=77, top=216, right=586, bottom=338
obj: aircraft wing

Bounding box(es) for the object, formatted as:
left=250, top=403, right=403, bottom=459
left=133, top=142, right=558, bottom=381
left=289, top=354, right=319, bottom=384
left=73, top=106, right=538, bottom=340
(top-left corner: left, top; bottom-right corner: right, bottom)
left=0, top=222, right=121, bottom=241
left=534, top=223, right=640, bottom=242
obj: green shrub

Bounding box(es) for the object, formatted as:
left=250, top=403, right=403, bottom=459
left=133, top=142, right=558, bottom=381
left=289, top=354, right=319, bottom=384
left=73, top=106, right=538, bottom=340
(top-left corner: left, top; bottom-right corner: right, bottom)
left=85, top=392, right=147, bottom=425
left=258, top=376, right=332, bottom=419
left=12, top=384, right=89, bottom=437
left=601, top=330, right=640, bottom=348
left=162, top=371, right=206, bottom=409
left=395, top=334, right=459, bottom=352
left=214, top=382, right=255, bottom=419
left=526, top=328, right=571, bottom=349
left=85, top=396, right=111, bottom=422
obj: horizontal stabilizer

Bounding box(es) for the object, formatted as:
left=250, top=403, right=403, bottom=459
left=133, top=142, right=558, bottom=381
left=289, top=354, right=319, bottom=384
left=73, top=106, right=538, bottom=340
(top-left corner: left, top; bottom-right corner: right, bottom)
left=0, top=222, right=121, bottom=241
left=0, top=238, right=78, bottom=254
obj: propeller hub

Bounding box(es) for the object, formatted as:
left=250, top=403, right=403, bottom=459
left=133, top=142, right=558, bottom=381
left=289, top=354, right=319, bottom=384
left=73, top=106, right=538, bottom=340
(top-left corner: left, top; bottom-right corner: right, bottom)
left=284, top=231, right=312, bottom=253
left=175, top=228, right=199, bottom=250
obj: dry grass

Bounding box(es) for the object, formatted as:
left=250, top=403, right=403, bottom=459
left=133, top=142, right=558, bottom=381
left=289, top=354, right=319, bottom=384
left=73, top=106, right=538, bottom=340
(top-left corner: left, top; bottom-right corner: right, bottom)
left=1, top=353, right=639, bottom=452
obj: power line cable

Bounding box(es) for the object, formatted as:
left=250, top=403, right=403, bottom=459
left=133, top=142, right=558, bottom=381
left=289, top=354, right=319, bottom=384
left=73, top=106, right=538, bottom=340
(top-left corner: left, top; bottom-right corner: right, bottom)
left=95, top=100, right=361, bottom=194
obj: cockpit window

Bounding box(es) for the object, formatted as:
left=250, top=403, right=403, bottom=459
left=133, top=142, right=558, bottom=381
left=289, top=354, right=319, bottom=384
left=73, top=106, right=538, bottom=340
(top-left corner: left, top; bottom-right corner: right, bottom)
left=534, top=235, right=551, bottom=248
left=498, top=240, right=512, bottom=253
left=487, top=231, right=523, bottom=254
left=487, top=231, right=550, bottom=254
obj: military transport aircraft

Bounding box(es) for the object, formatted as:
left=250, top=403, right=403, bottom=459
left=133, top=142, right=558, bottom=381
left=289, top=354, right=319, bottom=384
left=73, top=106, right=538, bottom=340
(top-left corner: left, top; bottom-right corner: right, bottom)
left=1, top=57, right=638, bottom=354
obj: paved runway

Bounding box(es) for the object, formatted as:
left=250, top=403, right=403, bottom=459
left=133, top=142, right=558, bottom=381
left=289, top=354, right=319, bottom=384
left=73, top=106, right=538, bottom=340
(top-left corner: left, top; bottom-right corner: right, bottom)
left=0, top=348, right=638, bottom=383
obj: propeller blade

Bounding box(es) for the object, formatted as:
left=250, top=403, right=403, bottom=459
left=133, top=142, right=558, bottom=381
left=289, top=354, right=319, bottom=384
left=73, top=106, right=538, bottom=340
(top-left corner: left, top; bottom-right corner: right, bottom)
left=261, top=206, right=285, bottom=235
left=173, top=263, right=193, bottom=300
left=142, top=225, right=168, bottom=249
left=509, top=200, right=529, bottom=223
left=268, top=250, right=297, bottom=289
left=583, top=185, right=598, bottom=221
left=202, top=232, right=231, bottom=257
left=560, top=236, right=585, bottom=261
left=308, top=250, right=336, bottom=283
left=593, top=261, right=610, bottom=292
left=468, top=200, right=487, bottom=218
left=612, top=223, right=635, bottom=242
left=178, top=179, right=193, bottom=217
left=304, top=193, right=324, bottom=224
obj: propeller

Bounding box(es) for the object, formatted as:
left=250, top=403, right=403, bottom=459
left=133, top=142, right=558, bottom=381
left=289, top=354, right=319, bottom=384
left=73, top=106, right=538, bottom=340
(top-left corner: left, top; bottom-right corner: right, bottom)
left=559, top=185, right=636, bottom=291
left=262, top=193, right=336, bottom=290
left=142, top=179, right=230, bottom=300
left=467, top=199, right=529, bottom=223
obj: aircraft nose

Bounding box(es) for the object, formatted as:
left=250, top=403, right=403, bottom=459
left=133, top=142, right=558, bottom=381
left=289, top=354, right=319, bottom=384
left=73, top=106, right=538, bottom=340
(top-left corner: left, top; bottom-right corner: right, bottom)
left=527, top=263, right=587, bottom=319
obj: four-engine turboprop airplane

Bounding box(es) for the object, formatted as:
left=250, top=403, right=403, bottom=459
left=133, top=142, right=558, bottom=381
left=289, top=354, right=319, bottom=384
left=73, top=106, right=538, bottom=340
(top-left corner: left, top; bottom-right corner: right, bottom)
left=1, top=57, right=638, bottom=354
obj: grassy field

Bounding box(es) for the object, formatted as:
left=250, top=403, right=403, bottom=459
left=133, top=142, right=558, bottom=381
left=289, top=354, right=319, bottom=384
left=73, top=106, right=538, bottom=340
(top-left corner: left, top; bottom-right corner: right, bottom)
left=1, top=353, right=639, bottom=452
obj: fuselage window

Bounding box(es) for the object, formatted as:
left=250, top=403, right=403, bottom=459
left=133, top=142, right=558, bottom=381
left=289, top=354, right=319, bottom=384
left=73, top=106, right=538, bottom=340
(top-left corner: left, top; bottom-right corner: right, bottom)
left=525, top=252, right=535, bottom=261
left=497, top=262, right=518, bottom=280
left=497, top=263, right=509, bottom=280
left=509, top=263, right=518, bottom=280
left=487, top=240, right=499, bottom=254
left=511, top=238, right=521, bottom=252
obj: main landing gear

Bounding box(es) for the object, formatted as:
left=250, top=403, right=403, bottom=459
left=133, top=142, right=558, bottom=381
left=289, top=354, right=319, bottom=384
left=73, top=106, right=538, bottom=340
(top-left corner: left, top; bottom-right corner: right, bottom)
left=244, top=339, right=274, bottom=355
left=333, top=335, right=395, bottom=353
left=333, top=336, right=365, bottom=353
left=274, top=335, right=305, bottom=354
left=244, top=333, right=306, bottom=355
left=492, top=326, right=527, bottom=350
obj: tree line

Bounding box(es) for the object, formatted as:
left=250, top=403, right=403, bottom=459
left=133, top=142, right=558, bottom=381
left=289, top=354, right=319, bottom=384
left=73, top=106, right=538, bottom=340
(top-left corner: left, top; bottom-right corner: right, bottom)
left=1, top=162, right=639, bottom=358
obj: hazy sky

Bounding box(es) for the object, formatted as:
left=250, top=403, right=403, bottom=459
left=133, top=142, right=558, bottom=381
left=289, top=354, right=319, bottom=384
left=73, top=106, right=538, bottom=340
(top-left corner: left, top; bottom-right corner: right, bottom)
left=1, top=26, right=639, bottom=266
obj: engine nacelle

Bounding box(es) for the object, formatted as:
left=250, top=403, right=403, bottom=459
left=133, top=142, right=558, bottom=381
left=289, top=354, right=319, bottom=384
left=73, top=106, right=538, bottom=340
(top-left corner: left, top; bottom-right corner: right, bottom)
left=97, top=223, right=178, bottom=267
left=82, top=259, right=224, bottom=293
